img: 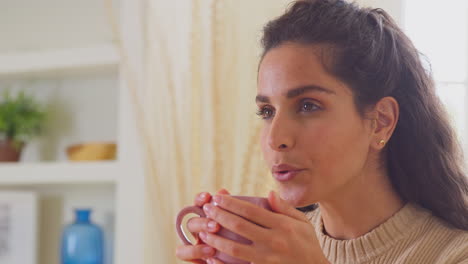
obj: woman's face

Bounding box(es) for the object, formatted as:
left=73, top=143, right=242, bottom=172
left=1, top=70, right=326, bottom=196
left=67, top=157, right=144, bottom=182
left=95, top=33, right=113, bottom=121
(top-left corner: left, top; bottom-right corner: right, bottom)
left=257, top=43, right=375, bottom=207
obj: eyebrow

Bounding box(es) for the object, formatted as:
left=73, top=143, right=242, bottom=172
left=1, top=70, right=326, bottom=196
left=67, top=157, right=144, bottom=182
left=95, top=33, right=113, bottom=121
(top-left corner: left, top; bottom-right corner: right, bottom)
left=255, top=85, right=336, bottom=103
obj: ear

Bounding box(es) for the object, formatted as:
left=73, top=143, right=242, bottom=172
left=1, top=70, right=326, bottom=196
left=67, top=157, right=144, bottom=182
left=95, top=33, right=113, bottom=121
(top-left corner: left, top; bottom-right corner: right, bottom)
left=370, top=96, right=399, bottom=150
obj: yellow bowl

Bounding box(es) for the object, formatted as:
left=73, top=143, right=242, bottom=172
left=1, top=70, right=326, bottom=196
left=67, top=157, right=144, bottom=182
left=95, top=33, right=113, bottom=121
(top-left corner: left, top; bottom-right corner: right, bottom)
left=66, top=142, right=117, bottom=161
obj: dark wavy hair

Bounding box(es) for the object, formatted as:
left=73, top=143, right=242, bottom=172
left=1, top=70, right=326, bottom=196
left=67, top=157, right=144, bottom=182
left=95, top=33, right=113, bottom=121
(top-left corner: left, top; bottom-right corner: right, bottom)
left=261, top=0, right=468, bottom=230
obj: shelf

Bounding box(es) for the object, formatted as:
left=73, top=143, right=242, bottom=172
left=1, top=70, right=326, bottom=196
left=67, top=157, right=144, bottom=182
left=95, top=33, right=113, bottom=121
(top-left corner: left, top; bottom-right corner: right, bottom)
left=0, top=44, right=120, bottom=77
left=0, top=162, right=119, bottom=186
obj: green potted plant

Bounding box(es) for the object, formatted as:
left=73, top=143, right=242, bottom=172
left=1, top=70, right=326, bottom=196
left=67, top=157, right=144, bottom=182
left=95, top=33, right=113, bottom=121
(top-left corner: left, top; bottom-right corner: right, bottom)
left=0, top=90, right=46, bottom=162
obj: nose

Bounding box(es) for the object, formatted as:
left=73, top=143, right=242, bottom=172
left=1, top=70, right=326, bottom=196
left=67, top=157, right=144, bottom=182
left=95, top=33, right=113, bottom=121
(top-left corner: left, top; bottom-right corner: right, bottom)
left=267, top=112, right=295, bottom=152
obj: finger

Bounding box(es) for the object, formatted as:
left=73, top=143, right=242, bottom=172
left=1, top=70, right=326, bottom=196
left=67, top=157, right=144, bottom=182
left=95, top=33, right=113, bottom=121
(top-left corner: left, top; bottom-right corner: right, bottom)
left=268, top=191, right=309, bottom=222
left=199, top=232, right=254, bottom=263
left=188, top=260, right=205, bottom=264
left=202, top=203, right=268, bottom=242
left=212, top=194, right=282, bottom=229
left=187, top=216, right=221, bottom=233
left=175, top=244, right=216, bottom=262
left=216, top=188, right=230, bottom=195
left=194, top=189, right=230, bottom=207
left=208, top=257, right=225, bottom=264
left=195, top=192, right=212, bottom=207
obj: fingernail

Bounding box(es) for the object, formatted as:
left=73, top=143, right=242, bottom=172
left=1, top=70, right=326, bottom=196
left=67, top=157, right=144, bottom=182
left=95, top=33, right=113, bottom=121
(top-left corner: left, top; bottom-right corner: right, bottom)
left=212, top=195, right=221, bottom=205
left=207, top=258, right=214, bottom=264
left=203, top=203, right=213, bottom=213
left=207, top=221, right=217, bottom=231
left=199, top=231, right=207, bottom=240
left=202, top=246, right=214, bottom=255
left=198, top=192, right=208, bottom=201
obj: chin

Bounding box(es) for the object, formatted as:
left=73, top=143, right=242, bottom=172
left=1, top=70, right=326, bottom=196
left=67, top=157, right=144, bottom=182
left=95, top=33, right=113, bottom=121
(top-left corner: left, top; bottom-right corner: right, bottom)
left=278, top=186, right=314, bottom=207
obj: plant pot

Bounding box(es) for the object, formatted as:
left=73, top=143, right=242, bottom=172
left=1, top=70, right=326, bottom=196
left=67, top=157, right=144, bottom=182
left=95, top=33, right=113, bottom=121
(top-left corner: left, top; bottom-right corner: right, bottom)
left=0, top=140, right=24, bottom=162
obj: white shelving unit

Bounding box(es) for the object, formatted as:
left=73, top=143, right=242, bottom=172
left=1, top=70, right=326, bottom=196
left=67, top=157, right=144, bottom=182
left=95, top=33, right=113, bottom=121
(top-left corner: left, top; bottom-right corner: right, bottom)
left=0, top=162, right=119, bottom=185
left=0, top=1, right=146, bottom=264
left=0, top=44, right=119, bottom=77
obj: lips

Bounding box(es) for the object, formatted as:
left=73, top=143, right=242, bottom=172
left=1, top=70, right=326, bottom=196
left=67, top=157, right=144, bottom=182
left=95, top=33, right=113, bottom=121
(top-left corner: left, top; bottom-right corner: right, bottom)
left=272, top=164, right=305, bottom=182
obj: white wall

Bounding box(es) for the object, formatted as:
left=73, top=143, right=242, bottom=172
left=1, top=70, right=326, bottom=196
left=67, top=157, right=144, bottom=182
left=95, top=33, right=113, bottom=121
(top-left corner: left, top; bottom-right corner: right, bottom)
left=355, top=0, right=404, bottom=25
left=0, top=0, right=119, bottom=53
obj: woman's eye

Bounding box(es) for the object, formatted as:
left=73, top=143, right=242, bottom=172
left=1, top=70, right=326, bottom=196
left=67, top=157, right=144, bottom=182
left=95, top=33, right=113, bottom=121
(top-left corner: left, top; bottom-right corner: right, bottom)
left=300, top=101, right=320, bottom=112
left=256, top=107, right=274, bottom=120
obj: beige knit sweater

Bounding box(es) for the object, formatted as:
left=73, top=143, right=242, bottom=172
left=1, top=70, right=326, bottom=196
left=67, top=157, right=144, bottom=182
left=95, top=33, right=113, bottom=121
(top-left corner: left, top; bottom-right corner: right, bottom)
left=306, top=203, right=468, bottom=264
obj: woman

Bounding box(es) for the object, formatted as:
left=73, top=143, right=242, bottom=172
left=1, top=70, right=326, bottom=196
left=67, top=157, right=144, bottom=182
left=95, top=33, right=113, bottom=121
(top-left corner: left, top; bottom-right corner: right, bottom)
left=176, top=0, right=468, bottom=263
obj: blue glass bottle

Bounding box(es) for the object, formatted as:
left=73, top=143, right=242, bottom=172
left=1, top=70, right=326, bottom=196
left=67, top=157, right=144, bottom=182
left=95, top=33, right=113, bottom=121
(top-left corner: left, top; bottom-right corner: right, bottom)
left=61, top=209, right=104, bottom=264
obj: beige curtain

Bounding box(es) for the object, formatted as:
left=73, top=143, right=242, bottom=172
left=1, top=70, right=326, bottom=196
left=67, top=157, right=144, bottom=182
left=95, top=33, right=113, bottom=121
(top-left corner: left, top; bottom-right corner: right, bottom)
left=137, top=0, right=292, bottom=263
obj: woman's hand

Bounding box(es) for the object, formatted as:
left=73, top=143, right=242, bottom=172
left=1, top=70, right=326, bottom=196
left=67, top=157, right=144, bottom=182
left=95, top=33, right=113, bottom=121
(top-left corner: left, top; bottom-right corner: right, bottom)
left=199, top=190, right=329, bottom=264
left=176, top=189, right=231, bottom=264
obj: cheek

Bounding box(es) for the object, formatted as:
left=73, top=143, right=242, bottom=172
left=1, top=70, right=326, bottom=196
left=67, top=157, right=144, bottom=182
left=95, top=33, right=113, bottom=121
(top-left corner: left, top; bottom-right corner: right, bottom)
left=304, top=119, right=370, bottom=179
left=260, top=127, right=272, bottom=164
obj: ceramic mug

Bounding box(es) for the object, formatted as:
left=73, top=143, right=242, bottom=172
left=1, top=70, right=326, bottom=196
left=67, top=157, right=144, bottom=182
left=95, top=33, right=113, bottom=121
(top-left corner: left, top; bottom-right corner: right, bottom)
left=176, top=195, right=272, bottom=264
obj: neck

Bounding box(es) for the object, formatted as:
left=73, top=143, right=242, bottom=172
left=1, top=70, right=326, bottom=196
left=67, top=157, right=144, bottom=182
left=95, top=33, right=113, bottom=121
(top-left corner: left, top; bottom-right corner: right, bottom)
left=318, top=166, right=405, bottom=240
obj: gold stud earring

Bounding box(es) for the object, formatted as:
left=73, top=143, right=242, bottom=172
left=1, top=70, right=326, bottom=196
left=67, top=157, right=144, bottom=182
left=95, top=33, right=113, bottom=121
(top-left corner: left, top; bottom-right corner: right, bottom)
left=379, top=139, right=386, bottom=146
